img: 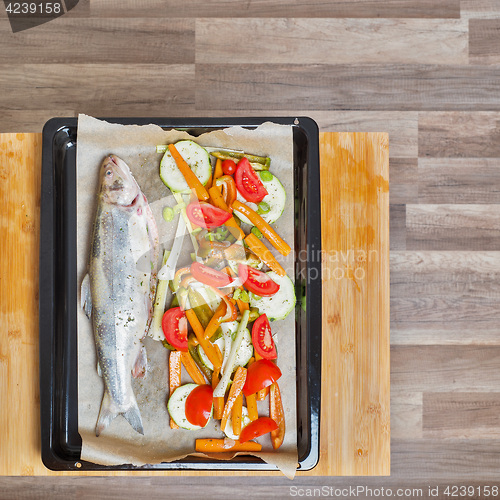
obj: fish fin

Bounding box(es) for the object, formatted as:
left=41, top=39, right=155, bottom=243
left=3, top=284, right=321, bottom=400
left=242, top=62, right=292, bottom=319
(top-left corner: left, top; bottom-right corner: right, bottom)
left=123, top=404, right=145, bottom=435
left=97, top=360, right=102, bottom=378
left=95, top=391, right=144, bottom=436
left=132, top=345, right=148, bottom=379
left=81, top=274, right=92, bottom=319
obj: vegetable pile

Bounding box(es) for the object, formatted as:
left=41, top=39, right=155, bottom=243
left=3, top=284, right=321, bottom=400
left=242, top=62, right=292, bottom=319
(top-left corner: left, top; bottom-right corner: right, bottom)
left=153, top=140, right=295, bottom=453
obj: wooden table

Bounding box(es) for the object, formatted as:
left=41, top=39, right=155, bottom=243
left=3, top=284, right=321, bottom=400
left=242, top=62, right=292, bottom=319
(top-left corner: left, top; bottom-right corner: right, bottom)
left=0, top=132, right=390, bottom=477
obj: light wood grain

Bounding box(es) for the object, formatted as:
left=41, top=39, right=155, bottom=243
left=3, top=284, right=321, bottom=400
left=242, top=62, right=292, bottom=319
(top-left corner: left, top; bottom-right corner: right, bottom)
left=392, top=346, right=500, bottom=392
left=196, top=64, right=500, bottom=111
left=0, top=18, right=195, bottom=64
left=390, top=205, right=406, bottom=250
left=320, top=132, right=390, bottom=475
left=0, top=133, right=41, bottom=477
left=406, top=204, right=500, bottom=250
left=196, top=19, right=468, bottom=65
left=419, top=112, right=500, bottom=158
left=418, top=158, right=500, bottom=204
left=423, top=393, right=500, bottom=439
left=390, top=158, right=418, bottom=204
left=391, top=251, right=500, bottom=345
left=391, top=392, right=422, bottom=440
left=461, top=0, right=500, bottom=19
left=0, top=64, right=195, bottom=115
left=90, top=0, right=460, bottom=18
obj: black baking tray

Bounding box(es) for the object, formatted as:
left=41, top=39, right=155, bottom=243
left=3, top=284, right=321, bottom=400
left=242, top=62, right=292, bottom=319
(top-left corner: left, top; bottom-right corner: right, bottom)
left=39, top=117, right=321, bottom=472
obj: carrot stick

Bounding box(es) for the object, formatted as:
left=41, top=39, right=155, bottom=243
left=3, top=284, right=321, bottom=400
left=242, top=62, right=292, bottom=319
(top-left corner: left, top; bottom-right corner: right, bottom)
left=212, top=365, right=225, bottom=420
left=232, top=393, right=243, bottom=436
left=169, top=351, right=182, bottom=429
left=180, top=350, right=206, bottom=385
left=221, top=367, right=247, bottom=432
left=168, top=143, right=209, bottom=201
left=233, top=200, right=291, bottom=256
left=195, top=438, right=262, bottom=453
left=208, top=186, right=245, bottom=239
left=212, top=158, right=223, bottom=184
left=254, top=352, right=270, bottom=401
left=204, top=300, right=226, bottom=341
left=269, top=382, right=285, bottom=449
left=245, top=233, right=286, bottom=277
left=245, top=393, right=258, bottom=422
left=185, top=309, right=222, bottom=369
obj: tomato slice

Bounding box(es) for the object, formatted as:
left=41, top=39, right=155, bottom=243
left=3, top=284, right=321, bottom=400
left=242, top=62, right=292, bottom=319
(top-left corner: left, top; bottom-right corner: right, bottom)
left=242, top=359, right=282, bottom=397
left=162, top=307, right=188, bottom=351
left=185, top=384, right=213, bottom=427
left=252, top=314, right=277, bottom=360
left=239, top=416, right=278, bottom=444
left=238, top=264, right=280, bottom=297
left=221, top=159, right=236, bottom=175
left=234, top=157, right=268, bottom=203
left=186, top=202, right=231, bottom=229
left=191, top=261, right=233, bottom=288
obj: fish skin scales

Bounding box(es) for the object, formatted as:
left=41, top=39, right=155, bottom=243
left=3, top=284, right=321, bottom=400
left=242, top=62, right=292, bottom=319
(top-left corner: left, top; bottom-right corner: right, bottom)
left=82, top=154, right=159, bottom=437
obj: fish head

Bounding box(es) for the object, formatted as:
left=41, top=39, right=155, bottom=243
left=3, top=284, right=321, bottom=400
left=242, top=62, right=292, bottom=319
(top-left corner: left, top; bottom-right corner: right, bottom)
left=100, top=155, right=141, bottom=206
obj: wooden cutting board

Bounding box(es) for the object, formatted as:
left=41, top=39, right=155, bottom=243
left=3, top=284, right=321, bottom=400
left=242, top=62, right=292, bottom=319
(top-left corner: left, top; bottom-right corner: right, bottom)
left=0, top=132, right=389, bottom=476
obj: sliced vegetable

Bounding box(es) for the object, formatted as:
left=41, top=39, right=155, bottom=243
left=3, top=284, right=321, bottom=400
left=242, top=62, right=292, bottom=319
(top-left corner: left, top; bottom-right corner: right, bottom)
left=225, top=406, right=251, bottom=440
left=163, top=206, right=175, bottom=222
left=212, top=366, right=225, bottom=421
left=186, top=201, right=231, bottom=230
left=221, top=366, right=247, bottom=432
left=239, top=416, right=278, bottom=444
left=189, top=342, right=212, bottom=382
left=162, top=307, right=188, bottom=351
left=212, top=158, right=223, bottom=184
left=269, top=382, right=285, bottom=449
left=259, top=170, right=273, bottom=182
left=244, top=233, right=286, bottom=276
left=252, top=314, right=277, bottom=360
left=249, top=271, right=296, bottom=321
left=165, top=143, right=209, bottom=200
left=210, top=150, right=271, bottom=170
left=239, top=264, right=280, bottom=297
left=180, top=351, right=207, bottom=385
left=251, top=226, right=263, bottom=239
left=215, top=175, right=237, bottom=207
left=185, top=384, right=213, bottom=427
left=221, top=159, right=237, bottom=175
left=191, top=261, right=233, bottom=288
left=204, top=301, right=227, bottom=341
left=208, top=186, right=245, bottom=240
left=168, top=384, right=210, bottom=430
left=169, top=351, right=182, bottom=429
left=231, top=393, right=243, bottom=436
left=210, top=286, right=238, bottom=323
left=254, top=352, right=270, bottom=401
left=232, top=200, right=291, bottom=256
left=220, top=322, right=253, bottom=372
left=214, top=310, right=250, bottom=398
left=246, top=392, right=259, bottom=422
left=195, top=438, right=262, bottom=453
left=234, top=158, right=268, bottom=204
left=185, top=309, right=222, bottom=370
left=242, top=359, right=282, bottom=397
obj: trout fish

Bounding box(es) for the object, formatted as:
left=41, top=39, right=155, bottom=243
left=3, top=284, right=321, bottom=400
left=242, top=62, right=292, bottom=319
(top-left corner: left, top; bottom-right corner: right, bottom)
left=81, top=155, right=159, bottom=436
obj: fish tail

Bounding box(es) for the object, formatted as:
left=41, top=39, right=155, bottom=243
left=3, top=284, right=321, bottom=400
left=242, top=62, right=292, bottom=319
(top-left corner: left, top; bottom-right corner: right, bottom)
left=95, top=390, right=144, bottom=436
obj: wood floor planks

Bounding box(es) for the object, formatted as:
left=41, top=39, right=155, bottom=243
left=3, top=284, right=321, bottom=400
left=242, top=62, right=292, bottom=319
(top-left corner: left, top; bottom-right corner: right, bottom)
left=3, top=0, right=500, bottom=493
left=89, top=0, right=461, bottom=19
left=0, top=18, right=195, bottom=64
left=196, top=19, right=468, bottom=65
left=391, top=251, right=500, bottom=345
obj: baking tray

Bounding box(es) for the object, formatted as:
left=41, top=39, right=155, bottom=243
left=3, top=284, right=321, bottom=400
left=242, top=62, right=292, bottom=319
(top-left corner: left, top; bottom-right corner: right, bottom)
left=39, top=117, right=322, bottom=472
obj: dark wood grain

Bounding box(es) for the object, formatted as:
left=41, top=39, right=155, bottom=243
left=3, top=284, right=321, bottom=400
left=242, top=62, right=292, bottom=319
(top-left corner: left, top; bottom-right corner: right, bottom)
left=419, top=112, right=500, bottom=158
left=90, top=0, right=461, bottom=18
left=196, top=64, right=500, bottom=111
left=391, top=251, right=500, bottom=345
left=423, top=393, right=500, bottom=438
left=470, top=19, right=500, bottom=64
left=406, top=204, right=500, bottom=250
left=418, top=158, right=500, bottom=204
left=0, top=18, right=194, bottom=63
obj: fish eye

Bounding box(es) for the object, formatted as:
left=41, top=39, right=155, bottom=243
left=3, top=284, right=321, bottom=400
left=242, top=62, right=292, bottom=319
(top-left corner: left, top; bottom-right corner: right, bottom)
left=106, top=169, right=113, bottom=177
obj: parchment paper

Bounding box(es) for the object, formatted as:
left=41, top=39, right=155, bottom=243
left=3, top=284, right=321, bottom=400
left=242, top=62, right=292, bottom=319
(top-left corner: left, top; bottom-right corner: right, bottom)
left=76, top=114, right=297, bottom=478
